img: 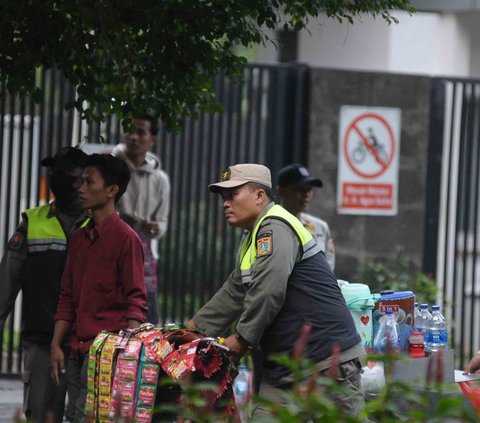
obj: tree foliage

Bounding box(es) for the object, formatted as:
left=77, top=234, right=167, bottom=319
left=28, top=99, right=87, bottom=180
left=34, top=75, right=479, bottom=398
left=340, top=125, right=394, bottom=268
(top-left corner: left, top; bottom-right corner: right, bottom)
left=0, top=0, right=414, bottom=130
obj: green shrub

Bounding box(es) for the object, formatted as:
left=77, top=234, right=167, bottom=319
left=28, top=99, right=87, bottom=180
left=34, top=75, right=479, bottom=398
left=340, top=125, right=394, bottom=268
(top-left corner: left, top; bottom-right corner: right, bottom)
left=161, top=349, right=479, bottom=422
left=353, top=250, right=437, bottom=304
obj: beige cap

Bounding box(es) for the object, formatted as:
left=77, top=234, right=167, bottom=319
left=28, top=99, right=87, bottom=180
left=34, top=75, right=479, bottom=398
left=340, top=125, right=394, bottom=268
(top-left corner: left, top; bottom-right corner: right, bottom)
left=209, top=164, right=272, bottom=193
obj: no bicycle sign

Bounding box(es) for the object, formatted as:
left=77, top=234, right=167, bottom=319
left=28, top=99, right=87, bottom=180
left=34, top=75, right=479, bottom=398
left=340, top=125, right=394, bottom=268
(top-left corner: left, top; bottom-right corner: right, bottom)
left=337, top=106, right=401, bottom=215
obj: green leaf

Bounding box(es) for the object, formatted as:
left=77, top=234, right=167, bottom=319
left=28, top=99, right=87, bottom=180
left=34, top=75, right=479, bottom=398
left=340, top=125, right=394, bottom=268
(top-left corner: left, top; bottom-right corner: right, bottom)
left=0, top=0, right=414, bottom=130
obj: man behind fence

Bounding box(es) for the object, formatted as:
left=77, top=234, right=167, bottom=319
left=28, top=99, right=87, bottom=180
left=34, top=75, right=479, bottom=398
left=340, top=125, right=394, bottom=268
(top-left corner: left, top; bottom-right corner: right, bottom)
left=112, top=115, right=170, bottom=324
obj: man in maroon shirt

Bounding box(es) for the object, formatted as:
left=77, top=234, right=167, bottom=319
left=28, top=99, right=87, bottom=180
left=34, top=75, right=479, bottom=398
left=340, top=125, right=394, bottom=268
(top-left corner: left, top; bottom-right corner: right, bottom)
left=50, top=154, right=147, bottom=421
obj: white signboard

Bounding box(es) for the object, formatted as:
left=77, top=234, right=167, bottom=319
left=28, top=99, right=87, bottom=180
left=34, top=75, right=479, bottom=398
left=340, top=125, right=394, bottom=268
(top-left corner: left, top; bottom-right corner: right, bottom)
left=337, top=106, right=401, bottom=215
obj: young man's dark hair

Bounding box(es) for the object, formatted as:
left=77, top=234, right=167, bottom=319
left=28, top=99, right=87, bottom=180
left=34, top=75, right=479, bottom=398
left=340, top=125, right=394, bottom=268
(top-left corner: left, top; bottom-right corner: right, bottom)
left=84, top=154, right=131, bottom=202
left=122, top=114, right=159, bottom=136
left=137, top=115, right=159, bottom=136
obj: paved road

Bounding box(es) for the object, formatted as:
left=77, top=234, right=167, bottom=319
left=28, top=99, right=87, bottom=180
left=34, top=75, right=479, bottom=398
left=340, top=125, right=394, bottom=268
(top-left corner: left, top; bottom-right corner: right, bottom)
left=0, top=378, right=23, bottom=422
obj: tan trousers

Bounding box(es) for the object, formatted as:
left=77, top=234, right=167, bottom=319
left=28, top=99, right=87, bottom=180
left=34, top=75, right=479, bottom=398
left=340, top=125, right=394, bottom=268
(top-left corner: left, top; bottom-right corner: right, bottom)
left=255, top=358, right=365, bottom=419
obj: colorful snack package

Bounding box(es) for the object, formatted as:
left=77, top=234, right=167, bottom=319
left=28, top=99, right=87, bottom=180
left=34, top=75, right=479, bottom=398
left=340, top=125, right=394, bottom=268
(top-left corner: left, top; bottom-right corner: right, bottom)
left=138, top=329, right=174, bottom=363
left=161, top=339, right=200, bottom=379
left=132, top=344, right=162, bottom=423
left=142, top=344, right=158, bottom=362
left=116, top=357, right=138, bottom=380
left=120, top=338, right=142, bottom=360
left=96, top=334, right=122, bottom=421
left=108, top=337, right=142, bottom=420
left=111, top=380, right=136, bottom=403
left=98, top=396, right=111, bottom=421
left=194, top=343, right=223, bottom=378
left=135, top=407, right=154, bottom=423
left=85, top=393, right=96, bottom=419
left=140, top=363, right=160, bottom=385
left=85, top=331, right=109, bottom=418
left=136, top=385, right=156, bottom=407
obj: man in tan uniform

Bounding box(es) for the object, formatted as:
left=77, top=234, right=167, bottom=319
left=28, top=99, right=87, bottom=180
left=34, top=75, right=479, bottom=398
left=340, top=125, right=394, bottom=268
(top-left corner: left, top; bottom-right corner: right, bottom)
left=187, top=163, right=364, bottom=417
left=276, top=164, right=335, bottom=270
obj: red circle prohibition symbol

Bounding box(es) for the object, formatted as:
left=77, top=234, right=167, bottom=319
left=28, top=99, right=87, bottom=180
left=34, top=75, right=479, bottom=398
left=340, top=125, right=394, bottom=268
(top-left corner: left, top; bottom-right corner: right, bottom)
left=343, top=113, right=395, bottom=179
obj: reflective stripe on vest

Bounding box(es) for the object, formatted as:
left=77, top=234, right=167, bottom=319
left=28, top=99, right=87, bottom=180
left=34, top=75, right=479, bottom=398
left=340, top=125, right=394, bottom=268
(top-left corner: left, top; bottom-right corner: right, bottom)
left=25, top=205, right=89, bottom=252
left=26, top=205, right=67, bottom=252
left=239, top=204, right=320, bottom=284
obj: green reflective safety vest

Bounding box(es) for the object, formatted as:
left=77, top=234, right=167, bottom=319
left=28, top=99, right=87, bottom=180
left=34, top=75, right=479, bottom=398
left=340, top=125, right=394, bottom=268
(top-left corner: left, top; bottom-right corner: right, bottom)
left=26, top=205, right=67, bottom=252
left=239, top=204, right=321, bottom=284
left=25, top=204, right=89, bottom=252
left=21, top=204, right=89, bottom=344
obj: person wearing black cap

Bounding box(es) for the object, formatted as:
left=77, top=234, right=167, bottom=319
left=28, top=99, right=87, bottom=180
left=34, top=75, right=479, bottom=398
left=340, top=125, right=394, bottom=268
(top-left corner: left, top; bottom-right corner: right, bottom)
left=0, top=146, right=89, bottom=423
left=187, top=163, right=364, bottom=418
left=276, top=164, right=335, bottom=270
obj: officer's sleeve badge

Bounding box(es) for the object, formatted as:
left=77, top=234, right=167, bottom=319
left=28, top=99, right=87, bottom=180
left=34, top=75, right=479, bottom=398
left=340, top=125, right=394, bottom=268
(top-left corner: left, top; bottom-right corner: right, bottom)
left=7, top=231, right=25, bottom=252
left=256, top=231, right=272, bottom=257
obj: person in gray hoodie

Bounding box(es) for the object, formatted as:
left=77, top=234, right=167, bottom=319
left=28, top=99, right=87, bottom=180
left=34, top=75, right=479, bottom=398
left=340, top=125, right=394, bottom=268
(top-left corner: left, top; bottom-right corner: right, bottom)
left=112, top=116, right=170, bottom=324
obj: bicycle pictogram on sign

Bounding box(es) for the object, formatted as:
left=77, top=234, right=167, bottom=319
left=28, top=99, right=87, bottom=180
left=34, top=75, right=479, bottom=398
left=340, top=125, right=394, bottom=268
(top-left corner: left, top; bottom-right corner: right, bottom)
left=343, top=113, right=395, bottom=179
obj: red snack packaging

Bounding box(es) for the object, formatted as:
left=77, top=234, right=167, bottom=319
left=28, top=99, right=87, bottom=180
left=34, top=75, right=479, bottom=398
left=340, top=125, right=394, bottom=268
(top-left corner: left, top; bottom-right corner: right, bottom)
left=140, top=363, right=160, bottom=385
left=161, top=340, right=200, bottom=379
left=137, top=385, right=156, bottom=407
left=135, top=407, right=154, bottom=423
left=142, top=330, right=174, bottom=363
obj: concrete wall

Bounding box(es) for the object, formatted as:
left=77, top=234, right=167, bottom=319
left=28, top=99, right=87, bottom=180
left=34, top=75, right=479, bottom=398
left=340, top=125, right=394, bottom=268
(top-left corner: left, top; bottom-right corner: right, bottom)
left=307, top=68, right=431, bottom=280
left=256, top=11, right=480, bottom=77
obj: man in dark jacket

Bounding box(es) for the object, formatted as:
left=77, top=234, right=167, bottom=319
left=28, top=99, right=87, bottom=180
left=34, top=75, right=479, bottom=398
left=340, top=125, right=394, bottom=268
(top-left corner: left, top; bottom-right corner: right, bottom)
left=0, top=146, right=88, bottom=423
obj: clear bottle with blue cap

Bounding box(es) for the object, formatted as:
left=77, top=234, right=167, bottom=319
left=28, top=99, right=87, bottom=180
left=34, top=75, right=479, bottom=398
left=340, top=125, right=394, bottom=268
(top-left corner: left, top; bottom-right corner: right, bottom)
left=414, top=303, right=431, bottom=342
left=233, top=363, right=252, bottom=422
left=426, top=305, right=448, bottom=352
left=414, top=302, right=421, bottom=322
left=373, top=309, right=400, bottom=353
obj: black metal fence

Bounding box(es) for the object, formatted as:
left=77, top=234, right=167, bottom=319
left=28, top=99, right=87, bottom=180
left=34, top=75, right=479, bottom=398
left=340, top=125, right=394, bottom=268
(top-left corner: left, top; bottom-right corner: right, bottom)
left=424, top=77, right=480, bottom=368
left=0, top=63, right=309, bottom=375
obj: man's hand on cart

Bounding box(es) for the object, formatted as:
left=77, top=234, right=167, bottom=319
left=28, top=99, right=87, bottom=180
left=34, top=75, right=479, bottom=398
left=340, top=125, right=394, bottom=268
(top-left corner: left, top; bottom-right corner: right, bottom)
left=223, top=334, right=249, bottom=357
left=184, top=319, right=197, bottom=330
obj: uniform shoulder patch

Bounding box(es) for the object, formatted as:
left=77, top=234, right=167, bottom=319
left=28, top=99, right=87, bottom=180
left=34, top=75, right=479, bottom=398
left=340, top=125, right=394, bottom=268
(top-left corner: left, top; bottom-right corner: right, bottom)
left=256, top=231, right=272, bottom=257
left=7, top=231, right=25, bottom=252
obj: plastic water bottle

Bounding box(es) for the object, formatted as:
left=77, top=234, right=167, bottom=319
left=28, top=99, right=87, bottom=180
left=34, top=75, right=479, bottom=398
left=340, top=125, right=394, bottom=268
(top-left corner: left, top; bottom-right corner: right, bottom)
left=414, top=304, right=431, bottom=341
left=233, top=364, right=252, bottom=422
left=414, top=302, right=421, bottom=322
left=373, top=309, right=400, bottom=353
left=426, top=305, right=448, bottom=352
